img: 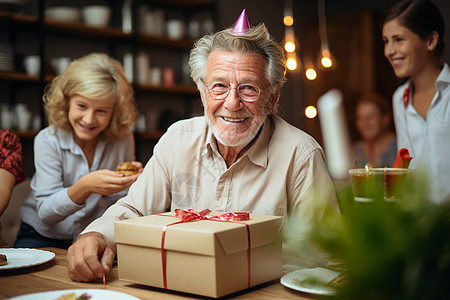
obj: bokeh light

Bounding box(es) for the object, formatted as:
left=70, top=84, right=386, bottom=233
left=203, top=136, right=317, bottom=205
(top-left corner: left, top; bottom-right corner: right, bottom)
left=305, top=106, right=318, bottom=119
left=321, top=56, right=332, bottom=68
left=286, top=57, right=297, bottom=71
left=284, top=41, right=296, bottom=53
left=305, top=67, right=317, bottom=80
left=283, top=16, right=294, bottom=26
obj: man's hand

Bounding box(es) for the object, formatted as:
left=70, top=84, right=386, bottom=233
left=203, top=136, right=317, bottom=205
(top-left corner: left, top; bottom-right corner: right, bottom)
left=67, top=232, right=114, bottom=282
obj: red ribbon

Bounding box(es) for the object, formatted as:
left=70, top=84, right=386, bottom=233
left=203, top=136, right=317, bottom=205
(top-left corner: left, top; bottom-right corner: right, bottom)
left=403, top=87, right=410, bottom=108
left=160, top=209, right=251, bottom=290
left=393, top=148, right=413, bottom=168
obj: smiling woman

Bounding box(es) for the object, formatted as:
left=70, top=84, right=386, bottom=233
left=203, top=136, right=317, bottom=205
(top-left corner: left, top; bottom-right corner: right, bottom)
left=381, top=0, right=450, bottom=203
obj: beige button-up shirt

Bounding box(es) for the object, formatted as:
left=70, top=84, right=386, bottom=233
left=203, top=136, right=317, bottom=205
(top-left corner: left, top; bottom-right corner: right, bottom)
left=83, top=115, right=337, bottom=257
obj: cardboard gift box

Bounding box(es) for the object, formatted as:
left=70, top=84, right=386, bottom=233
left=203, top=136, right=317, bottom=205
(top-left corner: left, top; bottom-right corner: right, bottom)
left=114, top=210, right=283, bottom=298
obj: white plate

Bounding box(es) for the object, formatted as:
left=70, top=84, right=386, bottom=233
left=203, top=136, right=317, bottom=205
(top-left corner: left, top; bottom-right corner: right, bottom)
left=8, top=289, right=142, bottom=300
left=0, top=248, right=55, bottom=270
left=280, top=267, right=340, bottom=296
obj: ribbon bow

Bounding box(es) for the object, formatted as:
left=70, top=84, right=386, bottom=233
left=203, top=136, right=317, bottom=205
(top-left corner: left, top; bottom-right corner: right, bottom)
left=174, top=208, right=250, bottom=222
left=160, top=209, right=251, bottom=290
left=393, top=148, right=413, bottom=169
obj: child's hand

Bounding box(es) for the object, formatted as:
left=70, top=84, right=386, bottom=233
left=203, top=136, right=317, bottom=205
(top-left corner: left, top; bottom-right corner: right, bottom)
left=68, top=170, right=138, bottom=205
left=85, top=169, right=138, bottom=196
left=130, top=161, right=144, bottom=175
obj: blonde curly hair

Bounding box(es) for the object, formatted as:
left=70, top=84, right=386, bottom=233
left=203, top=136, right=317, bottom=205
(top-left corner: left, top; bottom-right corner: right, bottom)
left=43, top=53, right=137, bottom=142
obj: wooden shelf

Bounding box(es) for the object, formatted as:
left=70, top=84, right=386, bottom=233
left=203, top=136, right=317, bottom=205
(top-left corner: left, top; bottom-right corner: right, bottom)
left=138, top=34, right=194, bottom=50
left=135, top=130, right=164, bottom=140
left=0, top=72, right=58, bottom=83
left=0, top=71, right=39, bottom=82
left=137, top=83, right=199, bottom=95
left=146, top=0, right=213, bottom=9
left=0, top=72, right=199, bottom=96
left=0, top=11, right=195, bottom=49
left=43, top=20, right=195, bottom=49
left=44, top=20, right=132, bottom=41
left=0, top=11, right=37, bottom=27
left=13, top=129, right=39, bottom=139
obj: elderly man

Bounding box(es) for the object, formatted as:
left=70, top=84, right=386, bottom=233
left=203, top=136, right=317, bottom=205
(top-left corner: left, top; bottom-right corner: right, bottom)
left=67, top=10, right=337, bottom=282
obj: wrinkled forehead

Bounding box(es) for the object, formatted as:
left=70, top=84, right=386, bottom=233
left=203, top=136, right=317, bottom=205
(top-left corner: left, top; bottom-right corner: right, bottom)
left=205, top=50, right=268, bottom=82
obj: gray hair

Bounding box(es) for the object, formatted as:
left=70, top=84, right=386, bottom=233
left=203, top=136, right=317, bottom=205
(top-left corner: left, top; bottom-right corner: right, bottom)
left=189, top=23, right=286, bottom=112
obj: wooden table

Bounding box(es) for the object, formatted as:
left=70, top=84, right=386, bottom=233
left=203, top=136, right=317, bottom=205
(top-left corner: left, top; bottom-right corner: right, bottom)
left=0, top=247, right=315, bottom=299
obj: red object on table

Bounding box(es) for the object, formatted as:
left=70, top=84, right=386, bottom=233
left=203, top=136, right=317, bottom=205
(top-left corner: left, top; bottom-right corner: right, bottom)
left=393, top=148, right=413, bottom=168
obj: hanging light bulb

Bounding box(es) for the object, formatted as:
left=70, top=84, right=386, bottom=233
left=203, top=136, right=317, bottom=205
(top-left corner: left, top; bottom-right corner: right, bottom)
left=285, top=42, right=296, bottom=53
left=305, top=67, right=317, bottom=80
left=286, top=53, right=298, bottom=71
left=304, top=58, right=317, bottom=80
left=305, top=105, right=318, bottom=119
left=283, top=15, right=294, bottom=26
left=284, top=27, right=296, bottom=53
left=317, top=0, right=335, bottom=70
left=283, top=0, right=294, bottom=26
left=320, top=48, right=332, bottom=68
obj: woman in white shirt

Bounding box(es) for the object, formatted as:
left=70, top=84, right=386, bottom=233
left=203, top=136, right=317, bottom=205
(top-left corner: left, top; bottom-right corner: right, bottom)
left=381, top=0, right=449, bottom=202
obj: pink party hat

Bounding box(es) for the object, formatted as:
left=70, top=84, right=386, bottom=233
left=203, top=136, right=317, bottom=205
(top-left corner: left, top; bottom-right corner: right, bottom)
left=232, top=9, right=251, bottom=34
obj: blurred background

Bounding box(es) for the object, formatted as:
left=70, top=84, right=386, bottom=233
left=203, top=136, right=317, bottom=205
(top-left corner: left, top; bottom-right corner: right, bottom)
left=1, top=0, right=449, bottom=177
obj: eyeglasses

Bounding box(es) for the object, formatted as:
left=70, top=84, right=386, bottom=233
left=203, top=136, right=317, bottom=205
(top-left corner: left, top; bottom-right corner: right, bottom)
left=202, top=80, right=270, bottom=102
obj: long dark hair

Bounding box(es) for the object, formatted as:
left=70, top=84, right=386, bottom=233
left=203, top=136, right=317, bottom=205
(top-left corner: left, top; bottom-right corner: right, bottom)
left=381, top=0, right=445, bottom=58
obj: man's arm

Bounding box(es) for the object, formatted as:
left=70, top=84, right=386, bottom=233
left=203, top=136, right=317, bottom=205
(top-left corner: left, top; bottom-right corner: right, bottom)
left=284, top=148, right=339, bottom=269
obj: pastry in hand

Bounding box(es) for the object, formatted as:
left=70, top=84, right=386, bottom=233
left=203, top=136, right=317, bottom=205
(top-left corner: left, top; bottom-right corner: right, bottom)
left=116, top=162, right=138, bottom=176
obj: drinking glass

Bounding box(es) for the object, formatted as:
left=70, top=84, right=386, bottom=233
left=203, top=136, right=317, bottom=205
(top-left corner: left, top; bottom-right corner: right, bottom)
left=349, top=168, right=410, bottom=202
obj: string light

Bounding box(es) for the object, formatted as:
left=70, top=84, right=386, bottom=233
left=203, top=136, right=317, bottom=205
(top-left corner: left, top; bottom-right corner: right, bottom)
left=284, top=27, right=296, bottom=53
left=283, top=0, right=293, bottom=26
left=305, top=67, right=317, bottom=80
left=320, top=49, right=333, bottom=68
left=283, top=0, right=298, bottom=72
left=285, top=41, right=295, bottom=52
left=283, top=15, right=294, bottom=26
left=304, top=58, right=317, bottom=80
left=305, top=106, right=318, bottom=119
left=286, top=53, right=298, bottom=71
left=318, top=0, right=335, bottom=69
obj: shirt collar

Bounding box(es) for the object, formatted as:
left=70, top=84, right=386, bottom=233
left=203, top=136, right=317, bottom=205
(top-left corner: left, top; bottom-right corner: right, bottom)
left=436, top=63, right=450, bottom=91
left=57, top=128, right=82, bottom=155
left=56, top=127, right=107, bottom=160
left=202, top=123, right=216, bottom=156
left=202, top=116, right=272, bottom=169
left=403, top=63, right=450, bottom=109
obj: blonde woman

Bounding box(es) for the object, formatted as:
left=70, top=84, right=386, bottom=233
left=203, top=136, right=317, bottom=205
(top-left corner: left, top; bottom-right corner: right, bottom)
left=15, top=53, right=142, bottom=248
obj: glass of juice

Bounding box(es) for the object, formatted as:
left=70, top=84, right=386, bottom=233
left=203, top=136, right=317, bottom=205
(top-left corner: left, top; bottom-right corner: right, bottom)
left=348, top=168, right=410, bottom=202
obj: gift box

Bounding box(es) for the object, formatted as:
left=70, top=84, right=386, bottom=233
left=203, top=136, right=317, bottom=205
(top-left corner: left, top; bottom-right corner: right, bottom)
left=114, top=210, right=283, bottom=298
